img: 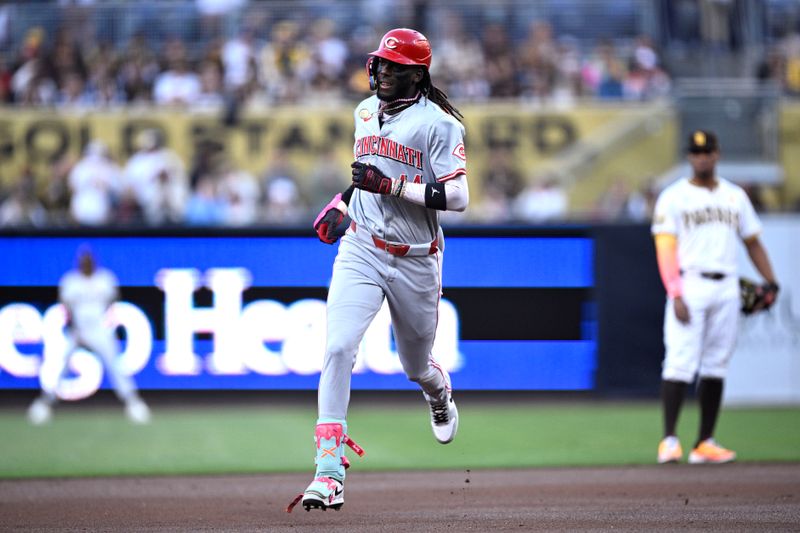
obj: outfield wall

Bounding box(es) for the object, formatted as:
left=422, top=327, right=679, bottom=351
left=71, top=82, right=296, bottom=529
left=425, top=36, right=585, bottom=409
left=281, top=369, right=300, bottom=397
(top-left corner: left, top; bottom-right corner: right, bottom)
left=0, top=219, right=797, bottom=404
left=726, top=215, right=800, bottom=406
left=0, top=227, right=599, bottom=398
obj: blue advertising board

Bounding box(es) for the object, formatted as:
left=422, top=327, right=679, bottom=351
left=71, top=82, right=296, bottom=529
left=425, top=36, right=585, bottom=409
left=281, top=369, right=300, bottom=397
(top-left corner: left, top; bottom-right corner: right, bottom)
left=0, top=232, right=595, bottom=396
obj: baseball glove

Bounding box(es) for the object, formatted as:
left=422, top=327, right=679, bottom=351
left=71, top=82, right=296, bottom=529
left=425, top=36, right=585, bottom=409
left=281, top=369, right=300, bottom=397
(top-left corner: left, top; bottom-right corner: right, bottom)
left=739, top=278, right=780, bottom=315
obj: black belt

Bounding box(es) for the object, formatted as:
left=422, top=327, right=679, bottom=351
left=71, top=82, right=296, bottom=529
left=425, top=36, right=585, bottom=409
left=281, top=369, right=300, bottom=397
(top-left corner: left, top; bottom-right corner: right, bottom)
left=681, top=270, right=726, bottom=281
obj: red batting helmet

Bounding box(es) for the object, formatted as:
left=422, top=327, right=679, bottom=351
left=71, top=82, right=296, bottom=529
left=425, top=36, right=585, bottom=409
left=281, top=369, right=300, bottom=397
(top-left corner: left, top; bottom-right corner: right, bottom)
left=370, top=28, right=432, bottom=68
left=366, top=28, right=431, bottom=91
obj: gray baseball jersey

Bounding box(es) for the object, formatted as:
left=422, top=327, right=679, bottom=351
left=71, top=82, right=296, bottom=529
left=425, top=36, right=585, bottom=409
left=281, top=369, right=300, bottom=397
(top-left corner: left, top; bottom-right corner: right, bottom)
left=349, top=95, right=467, bottom=244
left=317, top=95, right=467, bottom=422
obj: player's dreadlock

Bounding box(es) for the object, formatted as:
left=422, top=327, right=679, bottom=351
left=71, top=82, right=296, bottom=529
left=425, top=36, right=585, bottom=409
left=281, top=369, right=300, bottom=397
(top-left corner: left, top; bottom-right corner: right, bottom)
left=420, top=70, right=463, bottom=123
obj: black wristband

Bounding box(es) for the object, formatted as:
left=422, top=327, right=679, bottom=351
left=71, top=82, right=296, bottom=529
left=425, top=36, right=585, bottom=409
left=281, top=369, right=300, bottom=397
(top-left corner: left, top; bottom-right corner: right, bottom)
left=424, top=182, right=447, bottom=210
left=341, top=184, right=356, bottom=206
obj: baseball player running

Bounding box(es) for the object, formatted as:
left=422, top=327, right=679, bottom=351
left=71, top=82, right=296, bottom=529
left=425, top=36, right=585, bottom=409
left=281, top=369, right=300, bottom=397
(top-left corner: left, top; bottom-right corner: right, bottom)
left=288, top=28, right=468, bottom=513
left=652, top=130, right=778, bottom=464
left=27, top=246, right=151, bottom=425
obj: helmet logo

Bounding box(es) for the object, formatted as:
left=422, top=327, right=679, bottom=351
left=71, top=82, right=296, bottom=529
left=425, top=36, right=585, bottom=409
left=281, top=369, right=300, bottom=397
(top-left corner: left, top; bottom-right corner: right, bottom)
left=384, top=37, right=399, bottom=49
left=694, top=131, right=706, bottom=147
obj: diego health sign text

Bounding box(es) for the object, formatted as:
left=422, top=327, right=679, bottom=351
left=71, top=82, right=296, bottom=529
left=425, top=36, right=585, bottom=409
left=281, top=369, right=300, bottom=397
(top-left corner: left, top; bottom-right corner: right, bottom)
left=0, top=233, right=596, bottom=397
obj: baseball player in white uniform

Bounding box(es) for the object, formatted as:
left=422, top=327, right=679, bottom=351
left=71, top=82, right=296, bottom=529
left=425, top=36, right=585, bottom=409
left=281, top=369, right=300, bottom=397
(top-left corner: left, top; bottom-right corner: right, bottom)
left=288, top=28, right=468, bottom=513
left=652, top=130, right=778, bottom=464
left=27, top=246, right=151, bottom=425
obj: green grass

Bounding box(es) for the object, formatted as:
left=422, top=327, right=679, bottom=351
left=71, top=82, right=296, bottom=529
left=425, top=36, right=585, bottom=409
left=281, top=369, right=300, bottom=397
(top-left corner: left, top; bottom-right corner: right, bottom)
left=1, top=402, right=798, bottom=478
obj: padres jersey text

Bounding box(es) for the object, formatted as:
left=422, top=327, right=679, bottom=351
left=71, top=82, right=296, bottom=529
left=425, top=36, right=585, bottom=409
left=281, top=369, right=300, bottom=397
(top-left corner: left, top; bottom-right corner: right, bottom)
left=651, top=177, right=761, bottom=275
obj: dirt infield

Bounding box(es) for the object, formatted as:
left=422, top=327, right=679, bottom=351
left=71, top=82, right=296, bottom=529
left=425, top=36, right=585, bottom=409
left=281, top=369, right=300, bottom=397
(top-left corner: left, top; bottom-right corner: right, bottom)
left=1, top=463, right=799, bottom=532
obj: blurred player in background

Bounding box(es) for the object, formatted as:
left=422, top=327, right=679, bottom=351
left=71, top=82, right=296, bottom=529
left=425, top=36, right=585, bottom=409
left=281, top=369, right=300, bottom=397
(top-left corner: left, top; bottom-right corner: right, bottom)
left=27, top=246, right=151, bottom=425
left=289, top=28, right=469, bottom=512
left=651, top=130, right=778, bottom=464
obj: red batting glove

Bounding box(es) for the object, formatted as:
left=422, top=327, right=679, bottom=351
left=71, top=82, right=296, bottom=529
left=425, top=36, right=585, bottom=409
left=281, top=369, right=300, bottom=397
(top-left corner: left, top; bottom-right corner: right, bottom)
left=313, top=193, right=347, bottom=244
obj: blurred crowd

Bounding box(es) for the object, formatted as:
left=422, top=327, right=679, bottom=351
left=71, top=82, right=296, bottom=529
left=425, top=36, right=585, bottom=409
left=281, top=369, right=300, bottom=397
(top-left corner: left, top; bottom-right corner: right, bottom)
left=757, top=31, right=800, bottom=96
left=0, top=0, right=678, bottom=229
left=0, top=129, right=353, bottom=228
left=0, top=0, right=796, bottom=228
left=0, top=132, right=669, bottom=229
left=433, top=18, right=671, bottom=105
left=0, top=8, right=673, bottom=109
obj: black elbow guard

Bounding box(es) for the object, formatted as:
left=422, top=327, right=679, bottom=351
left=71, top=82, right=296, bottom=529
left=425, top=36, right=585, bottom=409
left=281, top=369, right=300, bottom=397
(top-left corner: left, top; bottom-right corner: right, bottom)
left=424, top=182, right=447, bottom=210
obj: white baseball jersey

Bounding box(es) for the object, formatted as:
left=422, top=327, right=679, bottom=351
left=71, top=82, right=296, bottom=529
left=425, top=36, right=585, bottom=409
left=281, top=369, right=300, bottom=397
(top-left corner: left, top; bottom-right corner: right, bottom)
left=59, top=268, right=119, bottom=332
left=40, top=266, right=141, bottom=403
left=652, top=176, right=761, bottom=382
left=349, top=94, right=466, bottom=245
left=651, top=177, right=761, bottom=275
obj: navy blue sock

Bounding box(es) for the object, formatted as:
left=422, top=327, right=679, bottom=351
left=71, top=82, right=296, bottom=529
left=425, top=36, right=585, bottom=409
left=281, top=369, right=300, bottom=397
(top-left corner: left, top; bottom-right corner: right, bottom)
left=696, top=377, right=723, bottom=447
left=661, top=380, right=686, bottom=438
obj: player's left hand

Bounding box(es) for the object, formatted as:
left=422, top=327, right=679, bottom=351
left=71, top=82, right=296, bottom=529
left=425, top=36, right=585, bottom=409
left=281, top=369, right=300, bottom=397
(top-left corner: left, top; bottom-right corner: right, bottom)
left=313, top=192, right=348, bottom=244
left=351, top=162, right=393, bottom=195
left=740, top=278, right=780, bottom=315
left=762, top=282, right=780, bottom=309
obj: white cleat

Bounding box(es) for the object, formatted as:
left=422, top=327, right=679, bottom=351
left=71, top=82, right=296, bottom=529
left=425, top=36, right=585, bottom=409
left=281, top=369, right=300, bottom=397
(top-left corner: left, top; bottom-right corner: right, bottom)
left=657, top=436, right=683, bottom=464
left=27, top=399, right=52, bottom=426
left=429, top=392, right=458, bottom=444
left=301, top=476, right=345, bottom=511
left=125, top=399, right=151, bottom=425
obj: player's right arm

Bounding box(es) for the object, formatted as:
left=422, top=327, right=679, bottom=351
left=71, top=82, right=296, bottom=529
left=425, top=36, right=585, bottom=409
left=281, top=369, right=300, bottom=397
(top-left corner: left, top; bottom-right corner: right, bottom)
left=654, top=233, right=682, bottom=299
left=652, top=191, right=689, bottom=323
left=654, top=233, right=689, bottom=323
left=58, top=275, right=77, bottom=331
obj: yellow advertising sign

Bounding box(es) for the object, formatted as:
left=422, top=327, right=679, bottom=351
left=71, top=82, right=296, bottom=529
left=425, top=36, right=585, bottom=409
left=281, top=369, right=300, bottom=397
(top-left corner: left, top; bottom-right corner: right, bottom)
left=0, top=104, right=677, bottom=206
left=779, top=103, right=800, bottom=206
